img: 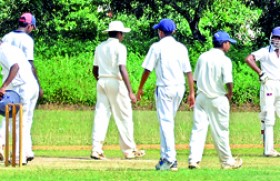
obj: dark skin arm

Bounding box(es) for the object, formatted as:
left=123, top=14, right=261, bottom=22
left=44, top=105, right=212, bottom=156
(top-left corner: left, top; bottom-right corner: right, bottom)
left=136, top=69, right=151, bottom=101
left=245, top=54, right=262, bottom=75
left=29, top=60, right=43, bottom=98
left=119, top=65, right=137, bottom=103
left=225, top=82, right=233, bottom=100
left=92, top=65, right=99, bottom=80
left=186, top=72, right=195, bottom=108
left=0, top=63, right=19, bottom=96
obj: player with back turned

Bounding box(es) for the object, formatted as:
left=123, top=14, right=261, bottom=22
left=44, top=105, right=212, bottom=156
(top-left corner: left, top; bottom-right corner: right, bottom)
left=188, top=31, right=242, bottom=169
left=1, top=12, right=42, bottom=163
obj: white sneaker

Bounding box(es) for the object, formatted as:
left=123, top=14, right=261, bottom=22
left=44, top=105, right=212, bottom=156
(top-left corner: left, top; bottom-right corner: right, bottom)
left=124, top=150, right=145, bottom=159
left=90, top=151, right=107, bottom=160
left=264, top=150, right=280, bottom=157
left=188, top=162, right=200, bottom=169
left=221, top=158, right=242, bottom=169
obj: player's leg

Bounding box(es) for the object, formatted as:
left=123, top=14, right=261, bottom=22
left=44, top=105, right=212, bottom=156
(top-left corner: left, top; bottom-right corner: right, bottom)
left=208, top=96, right=242, bottom=169
left=107, top=79, right=141, bottom=158
left=24, top=85, right=39, bottom=161
left=0, top=117, right=7, bottom=161
left=91, top=79, right=111, bottom=159
left=188, top=93, right=209, bottom=168
left=260, top=81, right=278, bottom=156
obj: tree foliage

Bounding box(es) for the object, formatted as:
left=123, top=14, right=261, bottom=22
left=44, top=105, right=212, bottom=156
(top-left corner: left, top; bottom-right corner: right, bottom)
left=0, top=0, right=277, bottom=106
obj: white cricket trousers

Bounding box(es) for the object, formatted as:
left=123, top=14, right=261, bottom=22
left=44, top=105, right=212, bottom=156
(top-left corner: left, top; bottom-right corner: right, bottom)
left=92, top=78, right=137, bottom=154
left=189, top=93, right=235, bottom=164
left=155, top=85, right=185, bottom=162
left=259, top=80, right=280, bottom=154
left=0, top=82, right=38, bottom=160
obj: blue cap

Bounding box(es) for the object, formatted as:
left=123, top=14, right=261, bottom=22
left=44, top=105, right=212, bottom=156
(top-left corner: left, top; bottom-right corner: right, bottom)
left=213, top=31, right=237, bottom=44
left=0, top=90, right=21, bottom=118
left=153, top=19, right=176, bottom=33
left=272, top=27, right=280, bottom=37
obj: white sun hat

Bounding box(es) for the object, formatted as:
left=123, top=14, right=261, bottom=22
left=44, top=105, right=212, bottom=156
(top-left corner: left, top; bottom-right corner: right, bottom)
left=103, top=21, right=131, bottom=33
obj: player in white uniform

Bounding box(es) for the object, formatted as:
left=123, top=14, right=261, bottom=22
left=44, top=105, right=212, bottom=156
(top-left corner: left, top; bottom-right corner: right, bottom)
left=137, top=18, right=195, bottom=171
left=91, top=21, right=145, bottom=160
left=0, top=40, right=38, bottom=164
left=245, top=26, right=280, bottom=157
left=188, top=31, right=242, bottom=169
left=2, top=12, right=42, bottom=162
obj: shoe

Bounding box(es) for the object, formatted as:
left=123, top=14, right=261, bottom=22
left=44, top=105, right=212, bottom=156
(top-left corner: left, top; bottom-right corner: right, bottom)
left=125, top=150, right=145, bottom=159
left=90, top=151, right=107, bottom=160
left=188, top=162, right=200, bottom=169
left=264, top=150, right=280, bottom=157
left=27, top=156, right=34, bottom=162
left=155, top=158, right=178, bottom=171
left=221, top=158, right=242, bottom=169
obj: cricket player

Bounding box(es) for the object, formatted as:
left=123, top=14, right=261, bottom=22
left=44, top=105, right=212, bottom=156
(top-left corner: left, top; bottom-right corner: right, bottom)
left=2, top=12, right=42, bottom=162
left=245, top=26, right=280, bottom=157
left=188, top=31, right=242, bottom=169
left=137, top=18, right=195, bottom=171
left=0, top=40, right=38, bottom=165
left=91, top=20, right=145, bottom=160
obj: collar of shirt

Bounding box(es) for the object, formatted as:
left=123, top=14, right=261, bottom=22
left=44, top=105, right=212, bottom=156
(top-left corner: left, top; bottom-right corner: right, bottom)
left=107, top=37, right=119, bottom=42
left=159, top=36, right=175, bottom=43
left=211, top=48, right=225, bottom=55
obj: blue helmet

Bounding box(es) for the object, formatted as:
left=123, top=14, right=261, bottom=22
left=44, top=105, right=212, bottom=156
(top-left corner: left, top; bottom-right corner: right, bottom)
left=0, top=90, right=21, bottom=118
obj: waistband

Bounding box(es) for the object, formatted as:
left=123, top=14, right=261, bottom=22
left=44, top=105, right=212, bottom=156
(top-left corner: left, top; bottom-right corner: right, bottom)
left=99, top=75, right=122, bottom=80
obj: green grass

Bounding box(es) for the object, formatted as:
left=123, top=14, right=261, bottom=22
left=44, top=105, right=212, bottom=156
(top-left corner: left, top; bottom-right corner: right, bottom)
left=1, top=110, right=280, bottom=180
left=29, top=110, right=274, bottom=145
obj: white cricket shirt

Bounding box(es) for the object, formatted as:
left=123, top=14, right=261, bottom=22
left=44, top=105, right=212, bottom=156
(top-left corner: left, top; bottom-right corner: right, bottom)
left=194, top=48, right=233, bottom=98
left=252, top=46, right=280, bottom=80
left=142, top=36, right=191, bottom=86
left=93, top=38, right=127, bottom=80
left=2, top=31, right=34, bottom=61
left=0, top=43, right=36, bottom=87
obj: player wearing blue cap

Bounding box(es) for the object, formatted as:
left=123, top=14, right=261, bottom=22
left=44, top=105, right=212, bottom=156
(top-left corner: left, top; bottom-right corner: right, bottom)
left=0, top=40, right=38, bottom=164
left=137, top=18, right=195, bottom=171
left=188, top=31, right=242, bottom=169
left=2, top=12, right=42, bottom=162
left=245, top=27, right=280, bottom=157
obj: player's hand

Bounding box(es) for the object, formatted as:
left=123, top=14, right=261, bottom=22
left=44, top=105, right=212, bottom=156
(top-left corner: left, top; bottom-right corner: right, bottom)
left=129, top=92, right=137, bottom=104
left=0, top=87, right=6, bottom=100
left=259, top=71, right=269, bottom=84
left=136, top=89, right=143, bottom=101
left=187, top=94, right=195, bottom=109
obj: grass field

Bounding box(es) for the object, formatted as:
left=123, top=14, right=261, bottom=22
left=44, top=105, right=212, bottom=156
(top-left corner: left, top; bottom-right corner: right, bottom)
left=1, top=110, right=280, bottom=180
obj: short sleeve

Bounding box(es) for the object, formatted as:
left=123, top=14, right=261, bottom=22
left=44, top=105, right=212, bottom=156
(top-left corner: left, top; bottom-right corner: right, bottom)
left=252, top=48, right=267, bottom=62
left=222, top=58, right=233, bottom=84
left=142, top=44, right=159, bottom=71
left=181, top=45, right=191, bottom=73
left=118, top=44, right=127, bottom=65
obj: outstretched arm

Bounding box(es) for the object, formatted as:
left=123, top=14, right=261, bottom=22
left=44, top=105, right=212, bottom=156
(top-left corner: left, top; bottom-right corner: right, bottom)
left=245, top=54, right=261, bottom=75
